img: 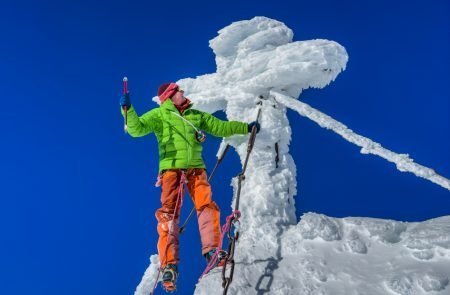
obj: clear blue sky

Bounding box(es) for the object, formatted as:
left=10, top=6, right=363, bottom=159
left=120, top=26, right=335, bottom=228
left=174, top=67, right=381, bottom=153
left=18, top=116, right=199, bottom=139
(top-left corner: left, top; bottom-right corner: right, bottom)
left=1, top=0, right=449, bottom=294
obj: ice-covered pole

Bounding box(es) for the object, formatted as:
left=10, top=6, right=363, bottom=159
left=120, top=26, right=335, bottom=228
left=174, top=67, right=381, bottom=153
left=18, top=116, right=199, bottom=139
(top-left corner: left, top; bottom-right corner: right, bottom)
left=271, top=90, right=450, bottom=191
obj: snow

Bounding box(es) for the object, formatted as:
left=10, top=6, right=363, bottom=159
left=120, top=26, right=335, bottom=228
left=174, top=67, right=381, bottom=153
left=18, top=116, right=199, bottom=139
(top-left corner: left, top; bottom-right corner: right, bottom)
left=196, top=213, right=450, bottom=295
left=138, top=17, right=450, bottom=295
left=135, top=255, right=160, bottom=295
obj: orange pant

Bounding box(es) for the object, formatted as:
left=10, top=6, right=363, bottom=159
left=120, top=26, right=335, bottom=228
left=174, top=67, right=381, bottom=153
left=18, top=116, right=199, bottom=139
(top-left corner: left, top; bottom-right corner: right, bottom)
left=155, top=168, right=221, bottom=268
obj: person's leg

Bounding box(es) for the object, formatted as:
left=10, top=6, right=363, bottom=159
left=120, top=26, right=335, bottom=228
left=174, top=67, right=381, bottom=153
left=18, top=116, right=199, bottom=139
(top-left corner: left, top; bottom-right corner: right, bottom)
left=186, top=168, right=221, bottom=255
left=155, top=170, right=185, bottom=268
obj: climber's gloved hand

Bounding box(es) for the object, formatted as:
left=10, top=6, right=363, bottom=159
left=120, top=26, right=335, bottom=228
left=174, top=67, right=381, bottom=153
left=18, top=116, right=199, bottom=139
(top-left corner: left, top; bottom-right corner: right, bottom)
left=248, top=121, right=261, bottom=133
left=120, top=92, right=131, bottom=110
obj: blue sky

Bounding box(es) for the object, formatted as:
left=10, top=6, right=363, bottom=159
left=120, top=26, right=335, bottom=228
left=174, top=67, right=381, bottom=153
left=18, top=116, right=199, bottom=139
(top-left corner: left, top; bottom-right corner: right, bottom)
left=1, top=0, right=449, bottom=294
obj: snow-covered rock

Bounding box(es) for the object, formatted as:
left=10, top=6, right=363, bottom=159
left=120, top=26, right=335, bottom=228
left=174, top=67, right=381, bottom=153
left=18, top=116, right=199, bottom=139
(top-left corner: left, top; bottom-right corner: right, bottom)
left=197, top=213, right=450, bottom=295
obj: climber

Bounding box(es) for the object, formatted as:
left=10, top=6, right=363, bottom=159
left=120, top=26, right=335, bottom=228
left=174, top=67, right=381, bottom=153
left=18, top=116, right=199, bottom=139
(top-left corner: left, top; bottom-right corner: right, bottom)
left=120, top=82, right=260, bottom=291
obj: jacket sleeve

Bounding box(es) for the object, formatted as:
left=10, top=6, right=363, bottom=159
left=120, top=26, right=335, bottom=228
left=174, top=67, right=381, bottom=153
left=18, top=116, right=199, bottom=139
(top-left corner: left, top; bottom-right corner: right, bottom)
left=121, top=106, right=160, bottom=137
left=200, top=111, right=248, bottom=137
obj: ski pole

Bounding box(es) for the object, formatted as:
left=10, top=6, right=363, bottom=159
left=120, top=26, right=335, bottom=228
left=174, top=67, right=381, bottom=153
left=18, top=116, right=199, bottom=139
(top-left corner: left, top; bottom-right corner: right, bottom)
left=123, top=77, right=129, bottom=133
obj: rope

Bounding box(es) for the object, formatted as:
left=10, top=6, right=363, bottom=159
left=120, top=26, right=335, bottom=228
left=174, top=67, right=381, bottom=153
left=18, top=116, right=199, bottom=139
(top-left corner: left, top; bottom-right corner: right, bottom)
left=200, top=210, right=240, bottom=278
left=150, top=171, right=186, bottom=294
left=171, top=111, right=201, bottom=132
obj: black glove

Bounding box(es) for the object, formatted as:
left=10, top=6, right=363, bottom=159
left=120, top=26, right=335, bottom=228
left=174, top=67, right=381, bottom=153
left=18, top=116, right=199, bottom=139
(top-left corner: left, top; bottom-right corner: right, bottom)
left=120, top=92, right=131, bottom=109
left=248, top=121, right=260, bottom=133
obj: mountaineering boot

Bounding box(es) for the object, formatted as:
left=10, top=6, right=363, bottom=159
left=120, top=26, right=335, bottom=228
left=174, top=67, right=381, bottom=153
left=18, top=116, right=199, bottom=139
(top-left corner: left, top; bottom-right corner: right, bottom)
left=204, top=249, right=228, bottom=267
left=162, top=264, right=178, bottom=292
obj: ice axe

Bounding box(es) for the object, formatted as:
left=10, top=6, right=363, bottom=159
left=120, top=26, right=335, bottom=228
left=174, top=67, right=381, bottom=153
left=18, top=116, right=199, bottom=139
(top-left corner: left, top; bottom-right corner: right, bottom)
left=122, top=77, right=128, bottom=133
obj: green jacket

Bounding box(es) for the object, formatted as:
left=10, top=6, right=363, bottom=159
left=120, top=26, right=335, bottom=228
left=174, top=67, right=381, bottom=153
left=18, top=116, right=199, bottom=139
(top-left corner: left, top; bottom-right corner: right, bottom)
left=122, top=100, right=248, bottom=172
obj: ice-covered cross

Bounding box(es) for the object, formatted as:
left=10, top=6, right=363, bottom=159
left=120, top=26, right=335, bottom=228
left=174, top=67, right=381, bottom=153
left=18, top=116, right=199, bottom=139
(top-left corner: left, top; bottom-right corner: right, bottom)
left=137, top=16, right=449, bottom=295
left=171, top=16, right=449, bottom=228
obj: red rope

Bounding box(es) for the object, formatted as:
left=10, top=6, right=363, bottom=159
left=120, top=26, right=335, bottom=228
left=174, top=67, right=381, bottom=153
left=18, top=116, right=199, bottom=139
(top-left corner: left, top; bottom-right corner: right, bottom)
left=151, top=171, right=186, bottom=294
left=200, top=210, right=240, bottom=278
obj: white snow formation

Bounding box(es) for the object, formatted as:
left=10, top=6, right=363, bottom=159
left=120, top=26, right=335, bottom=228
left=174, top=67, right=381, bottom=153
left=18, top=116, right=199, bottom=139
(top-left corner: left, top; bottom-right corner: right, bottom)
left=136, top=17, right=450, bottom=295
